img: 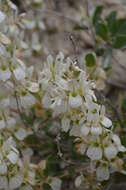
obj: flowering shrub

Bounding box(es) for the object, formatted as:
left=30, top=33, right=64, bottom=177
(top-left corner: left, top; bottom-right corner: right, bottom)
left=0, top=0, right=126, bottom=190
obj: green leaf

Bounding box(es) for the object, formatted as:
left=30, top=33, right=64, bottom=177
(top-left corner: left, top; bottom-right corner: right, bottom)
left=43, top=183, right=52, bottom=190
left=113, top=35, right=126, bottom=49
left=106, top=11, right=117, bottom=34
left=121, top=98, right=126, bottom=113
left=44, top=156, right=60, bottom=176
left=85, top=53, right=96, bottom=67
left=93, top=5, right=103, bottom=26
left=117, top=18, right=126, bottom=35
left=121, top=135, right=126, bottom=147
left=96, top=21, right=109, bottom=41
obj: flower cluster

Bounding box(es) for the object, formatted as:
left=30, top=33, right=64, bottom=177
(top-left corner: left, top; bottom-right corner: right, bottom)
left=40, top=52, right=126, bottom=181
left=0, top=0, right=126, bottom=189
left=0, top=1, right=37, bottom=189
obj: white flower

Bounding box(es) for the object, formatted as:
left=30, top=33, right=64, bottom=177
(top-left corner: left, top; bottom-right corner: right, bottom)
left=20, top=93, right=35, bottom=108
left=96, top=164, right=110, bottom=181
left=87, top=145, right=102, bottom=160
left=81, top=125, right=90, bottom=136
left=101, top=116, right=112, bottom=128
left=86, top=101, right=100, bottom=123
left=55, top=77, right=68, bottom=90
left=27, top=82, right=39, bottom=93
left=0, top=67, right=11, bottom=81
left=13, top=67, right=25, bottom=81
left=69, top=94, right=82, bottom=108
left=0, top=98, right=10, bottom=109
left=104, top=144, right=118, bottom=160
left=75, top=175, right=83, bottom=188
left=112, top=134, right=126, bottom=152
left=61, top=117, right=70, bottom=132
left=2, top=137, right=16, bottom=152
left=42, top=94, right=52, bottom=109
left=0, top=176, right=8, bottom=189
left=13, top=59, right=26, bottom=81
left=90, top=126, right=102, bottom=136
left=0, top=44, right=5, bottom=55
left=15, top=128, right=27, bottom=141
left=7, top=150, right=19, bottom=164
left=0, top=33, right=11, bottom=45
left=79, top=143, right=87, bottom=154
left=50, top=178, right=62, bottom=190
left=0, top=162, right=7, bottom=175
left=0, top=119, right=5, bottom=129
left=70, top=125, right=80, bottom=137
left=7, top=117, right=16, bottom=131
left=22, top=148, right=33, bottom=160
left=0, top=11, right=6, bottom=23
left=9, top=174, right=24, bottom=190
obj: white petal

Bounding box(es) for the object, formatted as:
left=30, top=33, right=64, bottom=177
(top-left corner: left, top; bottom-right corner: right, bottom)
left=91, top=126, right=102, bottom=136
left=50, top=178, right=62, bottom=190
left=61, top=117, right=70, bottom=132
left=22, top=148, right=33, bottom=159
left=0, top=33, right=11, bottom=45
left=42, top=94, right=52, bottom=109
left=7, top=151, right=19, bottom=164
left=7, top=117, right=16, bottom=130
left=28, top=82, right=39, bottom=93
left=0, top=162, right=7, bottom=175
left=81, top=125, right=90, bottom=136
left=118, top=145, right=126, bottom=152
left=102, top=117, right=112, bottom=128
left=21, top=94, right=35, bottom=108
left=0, top=44, right=5, bottom=55
left=69, top=94, right=82, bottom=108
left=14, top=67, right=26, bottom=81
left=0, top=69, right=11, bottom=81
left=0, top=176, right=8, bottom=189
left=79, top=143, right=87, bottom=154
left=0, top=11, right=6, bottom=23
left=0, top=98, right=10, bottom=108
left=0, top=120, right=5, bottom=129
left=70, top=125, right=80, bottom=137
left=47, top=55, right=53, bottom=65
left=104, top=145, right=118, bottom=160
left=96, top=165, right=110, bottom=181
left=75, top=175, right=83, bottom=188
left=112, top=134, right=121, bottom=146
left=15, top=128, right=27, bottom=141
left=9, top=174, right=23, bottom=190
left=87, top=146, right=102, bottom=160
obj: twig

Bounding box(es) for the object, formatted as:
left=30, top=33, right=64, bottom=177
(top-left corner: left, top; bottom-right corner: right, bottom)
left=69, top=34, right=80, bottom=66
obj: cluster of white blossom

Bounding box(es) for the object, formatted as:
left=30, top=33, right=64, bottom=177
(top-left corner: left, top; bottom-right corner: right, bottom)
left=20, top=0, right=45, bottom=58
left=39, top=52, right=126, bottom=182
left=0, top=0, right=126, bottom=189
left=0, top=1, right=62, bottom=189
left=0, top=1, right=37, bottom=189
